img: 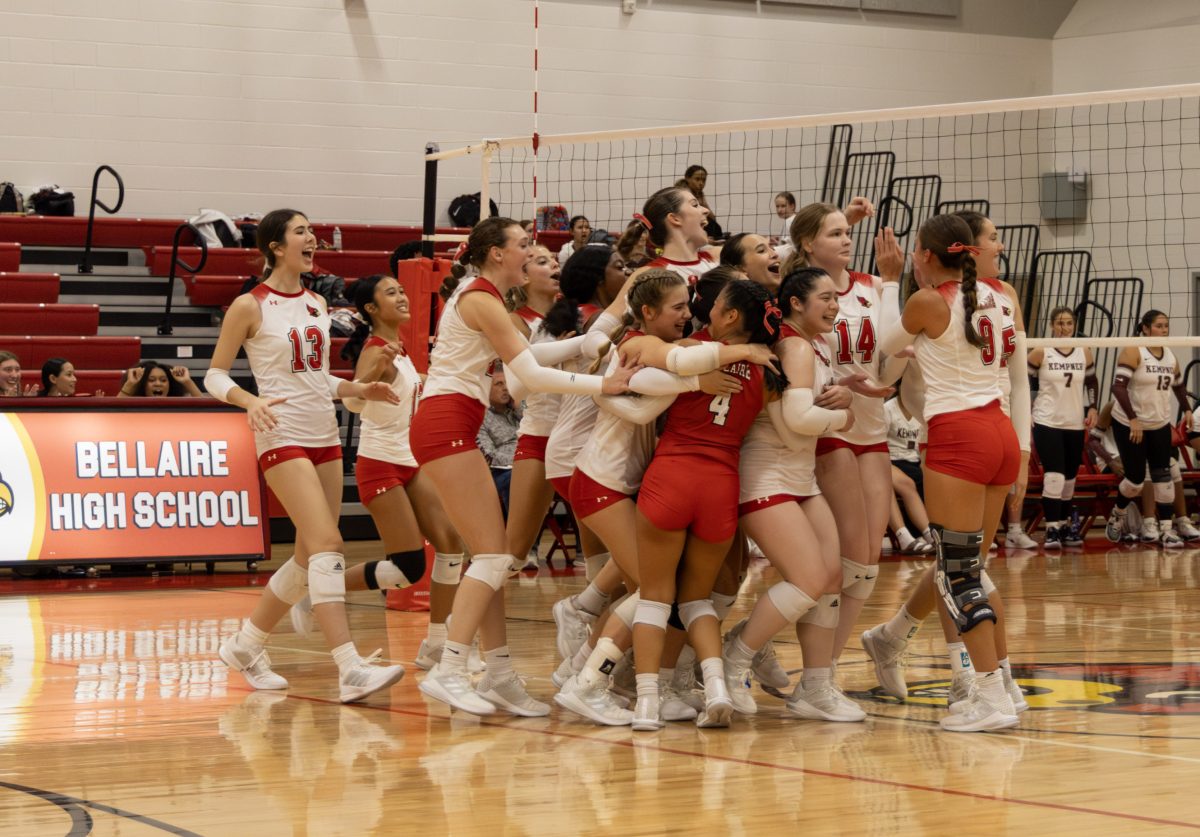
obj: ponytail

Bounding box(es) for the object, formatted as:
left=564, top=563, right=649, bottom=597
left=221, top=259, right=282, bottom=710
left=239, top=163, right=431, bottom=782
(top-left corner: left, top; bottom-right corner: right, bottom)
left=915, top=214, right=986, bottom=348
left=960, top=255, right=985, bottom=349
left=342, top=274, right=388, bottom=363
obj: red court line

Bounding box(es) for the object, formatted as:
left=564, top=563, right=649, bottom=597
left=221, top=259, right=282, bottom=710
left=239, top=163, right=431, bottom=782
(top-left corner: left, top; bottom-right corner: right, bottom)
left=274, top=689, right=1200, bottom=831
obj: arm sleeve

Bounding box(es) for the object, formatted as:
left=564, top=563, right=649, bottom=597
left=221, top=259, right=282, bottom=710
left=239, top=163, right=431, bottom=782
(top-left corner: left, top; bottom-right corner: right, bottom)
left=1172, top=382, right=1191, bottom=415
left=582, top=311, right=620, bottom=359
left=506, top=348, right=604, bottom=397
left=628, top=366, right=701, bottom=396
left=766, top=400, right=808, bottom=453
left=203, top=368, right=237, bottom=403
left=528, top=333, right=588, bottom=366
left=1111, top=368, right=1137, bottom=420
left=1007, top=331, right=1032, bottom=452
left=878, top=317, right=918, bottom=358
left=879, top=284, right=902, bottom=345
left=781, top=387, right=849, bottom=435
left=1084, top=366, right=1099, bottom=410
left=666, top=342, right=723, bottom=376
left=594, top=392, right=676, bottom=425
left=879, top=353, right=909, bottom=386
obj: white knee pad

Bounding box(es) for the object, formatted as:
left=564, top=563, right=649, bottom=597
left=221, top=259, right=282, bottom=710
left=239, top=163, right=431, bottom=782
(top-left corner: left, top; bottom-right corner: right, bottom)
left=1118, top=478, right=1143, bottom=500
left=710, top=591, right=737, bottom=622
left=980, top=569, right=997, bottom=597
left=266, top=557, right=307, bottom=605
left=678, top=599, right=718, bottom=630
left=841, top=558, right=878, bottom=600
left=308, top=552, right=346, bottom=606
left=431, top=552, right=464, bottom=585
left=765, top=582, right=817, bottom=623
left=584, top=551, right=610, bottom=583
left=633, top=598, right=671, bottom=630
left=1062, top=478, right=1076, bottom=501
left=1154, top=481, right=1175, bottom=504
left=463, top=553, right=515, bottom=591
left=611, top=592, right=640, bottom=628
left=1042, top=472, right=1066, bottom=500
left=1170, top=460, right=1182, bottom=483
left=797, top=593, right=840, bottom=629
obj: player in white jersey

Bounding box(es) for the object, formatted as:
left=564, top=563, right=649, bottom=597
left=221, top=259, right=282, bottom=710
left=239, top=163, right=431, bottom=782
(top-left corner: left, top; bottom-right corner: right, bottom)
left=1028, top=305, right=1099, bottom=548
left=206, top=209, right=405, bottom=703
left=411, top=217, right=637, bottom=718
left=638, top=186, right=717, bottom=286
left=783, top=202, right=908, bottom=682
left=875, top=213, right=1030, bottom=731
left=1104, top=309, right=1192, bottom=547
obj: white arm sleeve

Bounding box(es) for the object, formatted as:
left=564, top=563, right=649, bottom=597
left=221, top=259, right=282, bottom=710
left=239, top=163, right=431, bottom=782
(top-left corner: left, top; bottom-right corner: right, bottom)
left=203, top=368, right=237, bottom=403
left=879, top=284, right=901, bottom=343
left=506, top=348, right=604, bottom=396
left=582, top=311, right=620, bottom=359
left=766, top=400, right=807, bottom=453
left=594, top=392, right=676, bottom=425
left=666, top=342, right=722, bottom=376
left=879, top=353, right=909, bottom=386
left=782, top=387, right=849, bottom=435
left=1007, top=331, right=1032, bottom=452
left=628, top=366, right=701, bottom=396
left=879, top=319, right=918, bottom=358
left=528, top=333, right=588, bottom=366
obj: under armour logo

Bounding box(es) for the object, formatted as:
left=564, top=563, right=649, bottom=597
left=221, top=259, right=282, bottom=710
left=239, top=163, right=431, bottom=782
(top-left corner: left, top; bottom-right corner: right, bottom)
left=376, top=487, right=388, bottom=495
left=450, top=440, right=465, bottom=447
left=269, top=299, right=279, bottom=306
left=266, top=454, right=278, bottom=462
left=596, top=495, right=608, bottom=503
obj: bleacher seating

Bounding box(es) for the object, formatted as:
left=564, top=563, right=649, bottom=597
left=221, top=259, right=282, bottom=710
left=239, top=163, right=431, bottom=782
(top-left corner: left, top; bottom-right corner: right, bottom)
left=0, top=304, right=99, bottom=336
left=19, top=369, right=126, bottom=394
left=184, top=275, right=252, bottom=307
left=0, top=243, right=20, bottom=272
left=0, top=273, right=60, bottom=303
left=147, top=247, right=393, bottom=280
left=0, top=336, right=141, bottom=369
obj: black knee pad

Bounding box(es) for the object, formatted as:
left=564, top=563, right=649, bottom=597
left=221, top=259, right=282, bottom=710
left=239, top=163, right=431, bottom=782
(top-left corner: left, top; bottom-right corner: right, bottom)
left=1150, top=466, right=1173, bottom=484
left=930, top=524, right=995, bottom=634
left=667, top=602, right=686, bottom=631
left=387, top=549, right=426, bottom=585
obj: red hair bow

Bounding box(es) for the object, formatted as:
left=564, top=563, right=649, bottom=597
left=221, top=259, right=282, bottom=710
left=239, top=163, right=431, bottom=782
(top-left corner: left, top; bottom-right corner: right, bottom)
left=947, top=242, right=981, bottom=256
left=632, top=213, right=653, bottom=232
left=763, top=298, right=782, bottom=336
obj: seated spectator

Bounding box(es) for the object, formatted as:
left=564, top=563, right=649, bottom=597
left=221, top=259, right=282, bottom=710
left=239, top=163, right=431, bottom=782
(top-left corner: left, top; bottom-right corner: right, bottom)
left=558, top=215, right=592, bottom=264
left=118, top=361, right=203, bottom=397
left=1, top=351, right=37, bottom=396
left=885, top=392, right=933, bottom=554
left=772, top=190, right=797, bottom=244
left=389, top=241, right=423, bottom=277
left=40, top=357, right=78, bottom=397
left=477, top=367, right=522, bottom=517
left=616, top=221, right=649, bottom=267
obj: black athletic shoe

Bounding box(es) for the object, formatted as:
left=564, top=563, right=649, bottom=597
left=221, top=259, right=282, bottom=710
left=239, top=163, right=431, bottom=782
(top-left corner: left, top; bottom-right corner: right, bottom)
left=1043, top=525, right=1064, bottom=550
left=1065, top=511, right=1085, bottom=546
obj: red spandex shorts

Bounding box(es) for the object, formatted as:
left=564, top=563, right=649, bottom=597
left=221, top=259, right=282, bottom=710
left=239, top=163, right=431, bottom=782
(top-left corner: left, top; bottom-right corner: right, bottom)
left=925, top=401, right=1019, bottom=486
left=259, top=444, right=342, bottom=473
left=549, top=475, right=574, bottom=499
left=637, top=455, right=738, bottom=543
left=513, top=434, right=549, bottom=463
left=569, top=468, right=629, bottom=520
left=737, top=493, right=813, bottom=518
left=355, top=456, right=419, bottom=507
left=410, top=394, right=486, bottom=465
left=815, top=438, right=890, bottom=457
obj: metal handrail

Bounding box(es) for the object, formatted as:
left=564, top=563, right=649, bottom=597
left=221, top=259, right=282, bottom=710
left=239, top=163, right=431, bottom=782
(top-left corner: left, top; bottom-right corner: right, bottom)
left=78, top=165, right=125, bottom=274
left=157, top=223, right=207, bottom=336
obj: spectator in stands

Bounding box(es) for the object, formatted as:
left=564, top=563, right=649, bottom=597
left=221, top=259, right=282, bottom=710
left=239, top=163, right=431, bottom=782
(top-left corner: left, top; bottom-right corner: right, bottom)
left=675, top=165, right=724, bottom=242
left=118, top=361, right=203, bottom=397
left=885, top=391, right=934, bottom=554
left=39, top=357, right=77, bottom=397
left=616, top=221, right=649, bottom=267
left=477, top=366, right=521, bottom=517
left=558, top=216, right=592, bottom=264
left=389, top=241, right=423, bottom=278
left=773, top=191, right=797, bottom=244
left=520, top=219, right=536, bottom=236
left=1, top=351, right=37, bottom=396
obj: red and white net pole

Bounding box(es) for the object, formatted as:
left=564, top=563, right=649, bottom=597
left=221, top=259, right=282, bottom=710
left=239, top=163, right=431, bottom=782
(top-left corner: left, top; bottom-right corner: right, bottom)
left=531, top=0, right=540, bottom=240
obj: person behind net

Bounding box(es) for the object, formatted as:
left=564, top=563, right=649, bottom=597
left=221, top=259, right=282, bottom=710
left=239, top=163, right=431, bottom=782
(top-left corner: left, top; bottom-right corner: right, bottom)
left=118, top=361, right=203, bottom=397
left=675, top=164, right=724, bottom=243
left=1104, top=309, right=1193, bottom=548
left=875, top=213, right=1030, bottom=732
left=885, top=390, right=935, bottom=555
left=0, top=351, right=37, bottom=396
left=412, top=216, right=638, bottom=718
left=206, top=209, right=406, bottom=703
left=1027, top=305, right=1099, bottom=548
left=557, top=215, right=592, bottom=264
left=771, top=191, right=797, bottom=246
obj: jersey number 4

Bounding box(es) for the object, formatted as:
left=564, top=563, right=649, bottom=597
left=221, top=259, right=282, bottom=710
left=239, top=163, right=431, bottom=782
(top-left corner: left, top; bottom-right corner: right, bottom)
left=834, top=319, right=876, bottom=365
left=709, top=393, right=732, bottom=426
left=977, top=317, right=1016, bottom=366
left=288, top=326, right=325, bottom=372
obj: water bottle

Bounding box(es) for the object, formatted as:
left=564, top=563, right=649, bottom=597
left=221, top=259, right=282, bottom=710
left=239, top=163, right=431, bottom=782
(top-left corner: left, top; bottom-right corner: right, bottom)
left=332, top=226, right=343, bottom=250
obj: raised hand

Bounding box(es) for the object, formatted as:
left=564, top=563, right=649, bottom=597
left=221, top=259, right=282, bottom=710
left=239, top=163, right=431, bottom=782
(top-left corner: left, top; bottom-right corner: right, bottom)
left=170, top=365, right=192, bottom=381
left=874, top=227, right=905, bottom=282
left=844, top=196, right=876, bottom=227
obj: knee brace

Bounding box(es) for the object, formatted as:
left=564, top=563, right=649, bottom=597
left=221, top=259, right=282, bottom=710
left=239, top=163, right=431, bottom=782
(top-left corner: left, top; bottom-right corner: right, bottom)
left=633, top=598, right=671, bottom=630
left=766, top=581, right=817, bottom=623
left=797, top=593, right=840, bottom=629
left=431, top=552, right=464, bottom=585
left=584, top=551, right=610, bottom=582
left=308, top=552, right=346, bottom=606
left=1041, top=472, right=1066, bottom=500
left=612, top=592, right=640, bottom=628
left=1062, top=478, right=1076, bottom=501
left=1170, top=460, right=1182, bottom=483
left=1153, top=478, right=1174, bottom=505
left=464, top=553, right=515, bottom=591
left=841, top=558, right=878, bottom=600
left=364, top=549, right=426, bottom=589
left=929, top=525, right=994, bottom=634
left=677, top=599, right=717, bottom=630
left=980, top=569, right=996, bottom=597
left=266, top=557, right=308, bottom=605
left=1118, top=478, right=1143, bottom=500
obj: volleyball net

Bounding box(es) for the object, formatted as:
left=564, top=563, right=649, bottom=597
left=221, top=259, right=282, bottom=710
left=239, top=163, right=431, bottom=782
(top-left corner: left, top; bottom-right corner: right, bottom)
left=423, top=83, right=1200, bottom=397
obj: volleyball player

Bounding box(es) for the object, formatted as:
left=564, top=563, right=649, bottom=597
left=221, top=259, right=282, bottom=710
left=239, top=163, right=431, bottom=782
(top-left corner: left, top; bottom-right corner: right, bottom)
left=1104, top=310, right=1192, bottom=547
left=641, top=186, right=717, bottom=283
left=207, top=209, right=406, bottom=703
left=720, top=233, right=782, bottom=292
left=1027, top=306, right=1099, bottom=548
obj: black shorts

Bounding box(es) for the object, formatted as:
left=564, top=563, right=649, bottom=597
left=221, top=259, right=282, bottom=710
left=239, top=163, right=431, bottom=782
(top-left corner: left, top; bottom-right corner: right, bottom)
left=1111, top=421, right=1174, bottom=484
left=1032, top=425, right=1085, bottom=478
left=892, top=458, right=924, bottom=494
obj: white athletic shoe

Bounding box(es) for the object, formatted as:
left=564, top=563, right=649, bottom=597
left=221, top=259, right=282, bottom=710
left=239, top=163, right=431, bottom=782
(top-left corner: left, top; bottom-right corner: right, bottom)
left=219, top=634, right=288, bottom=690
left=552, top=656, right=578, bottom=688
left=1161, top=526, right=1185, bottom=549
left=419, top=667, right=496, bottom=715
left=725, top=619, right=790, bottom=690
left=414, top=640, right=484, bottom=673
left=631, top=695, right=665, bottom=731
left=695, top=678, right=734, bottom=729
left=290, top=595, right=316, bottom=638
left=552, top=597, right=594, bottom=661
left=659, top=684, right=699, bottom=721
left=860, top=624, right=908, bottom=700
left=339, top=651, right=405, bottom=703
left=721, top=658, right=758, bottom=715
left=477, top=675, right=550, bottom=717
left=1176, top=516, right=1200, bottom=541
left=1105, top=507, right=1127, bottom=543
left=609, top=653, right=637, bottom=701
left=554, top=675, right=633, bottom=726
left=947, top=672, right=976, bottom=713
left=670, top=664, right=706, bottom=712
left=939, top=692, right=1018, bottom=732
left=1003, top=670, right=1029, bottom=713
left=1004, top=529, right=1038, bottom=549
left=1140, top=517, right=1161, bottom=543
left=784, top=681, right=867, bottom=722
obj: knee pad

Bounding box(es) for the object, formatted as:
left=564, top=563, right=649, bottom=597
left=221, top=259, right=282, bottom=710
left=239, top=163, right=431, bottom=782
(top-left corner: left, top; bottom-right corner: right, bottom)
left=1153, top=479, right=1174, bottom=505
left=584, top=552, right=610, bottom=583
left=463, top=553, right=515, bottom=591
left=1062, top=478, right=1076, bottom=501
left=677, top=599, right=718, bottom=630
left=765, top=582, right=817, bottom=623
left=308, top=552, right=346, bottom=606
left=633, top=598, right=671, bottom=630
left=1170, top=460, right=1182, bottom=483
left=364, top=549, right=425, bottom=589
left=431, top=552, right=464, bottom=585
left=612, top=592, right=640, bottom=628
left=841, top=558, right=878, bottom=600
left=797, top=593, right=840, bottom=629
left=1118, top=478, right=1143, bottom=500
left=980, top=569, right=996, bottom=597
left=710, top=591, right=737, bottom=622
left=266, top=557, right=307, bottom=605
left=929, top=525, right=994, bottom=634
left=1042, top=472, right=1066, bottom=500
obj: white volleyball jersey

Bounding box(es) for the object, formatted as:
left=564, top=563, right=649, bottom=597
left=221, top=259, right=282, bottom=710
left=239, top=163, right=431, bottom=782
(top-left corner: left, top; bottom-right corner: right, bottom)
left=885, top=397, right=922, bottom=463
left=516, top=313, right=562, bottom=438
left=423, top=278, right=505, bottom=406
left=899, top=359, right=929, bottom=445
left=829, top=271, right=887, bottom=445
left=739, top=331, right=834, bottom=501
left=1032, top=347, right=1089, bottom=430
left=243, top=284, right=340, bottom=455
left=575, top=332, right=658, bottom=495
left=544, top=354, right=599, bottom=480
left=646, top=252, right=716, bottom=285
left=1111, top=347, right=1178, bottom=431
left=355, top=337, right=422, bottom=466
left=914, top=281, right=1006, bottom=423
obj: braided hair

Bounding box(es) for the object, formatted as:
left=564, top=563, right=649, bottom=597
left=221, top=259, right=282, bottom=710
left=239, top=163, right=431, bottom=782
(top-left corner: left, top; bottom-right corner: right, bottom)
left=916, top=214, right=985, bottom=349
left=706, top=278, right=784, bottom=392
left=586, top=268, right=685, bottom=373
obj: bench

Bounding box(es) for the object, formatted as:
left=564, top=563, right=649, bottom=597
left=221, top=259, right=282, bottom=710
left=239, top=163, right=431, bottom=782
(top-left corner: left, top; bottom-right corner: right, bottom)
left=148, top=247, right=392, bottom=279
left=0, top=243, right=20, bottom=272
left=0, top=303, right=99, bottom=336
left=0, top=335, right=141, bottom=369
left=0, top=272, right=60, bottom=303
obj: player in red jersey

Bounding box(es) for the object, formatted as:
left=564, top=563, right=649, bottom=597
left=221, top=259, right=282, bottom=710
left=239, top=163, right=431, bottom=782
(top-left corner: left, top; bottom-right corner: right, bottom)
left=631, top=278, right=781, bottom=731
left=207, top=209, right=406, bottom=703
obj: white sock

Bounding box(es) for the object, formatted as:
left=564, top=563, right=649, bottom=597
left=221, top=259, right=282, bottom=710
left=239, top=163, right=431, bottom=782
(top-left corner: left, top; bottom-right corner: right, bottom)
left=801, top=666, right=832, bottom=687
left=699, top=657, right=725, bottom=692
left=571, top=639, right=594, bottom=672
left=884, top=605, right=921, bottom=642
left=574, top=584, right=608, bottom=618
left=998, top=657, right=1013, bottom=680
left=426, top=622, right=447, bottom=647
left=635, top=672, right=659, bottom=699
left=578, top=638, right=622, bottom=687
left=1007, top=522, right=1023, bottom=535
left=896, top=527, right=916, bottom=549
left=975, top=669, right=1007, bottom=705
left=481, top=646, right=514, bottom=684
left=238, top=620, right=269, bottom=648
left=947, top=641, right=973, bottom=675
left=331, top=641, right=359, bottom=674
left=725, top=635, right=755, bottom=666
left=922, top=527, right=933, bottom=540
left=439, top=640, right=471, bottom=674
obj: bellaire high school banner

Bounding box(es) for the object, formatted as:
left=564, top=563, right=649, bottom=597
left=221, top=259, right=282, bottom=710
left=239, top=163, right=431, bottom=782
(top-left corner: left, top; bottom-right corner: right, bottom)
left=0, top=409, right=265, bottom=562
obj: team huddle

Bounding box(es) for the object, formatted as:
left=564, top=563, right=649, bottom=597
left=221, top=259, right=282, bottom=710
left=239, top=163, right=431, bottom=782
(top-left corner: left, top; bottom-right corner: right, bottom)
left=204, top=188, right=1189, bottom=734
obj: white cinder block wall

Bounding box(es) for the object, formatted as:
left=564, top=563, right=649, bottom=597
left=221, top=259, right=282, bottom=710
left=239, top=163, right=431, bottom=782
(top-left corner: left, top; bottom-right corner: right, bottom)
left=0, top=0, right=1054, bottom=225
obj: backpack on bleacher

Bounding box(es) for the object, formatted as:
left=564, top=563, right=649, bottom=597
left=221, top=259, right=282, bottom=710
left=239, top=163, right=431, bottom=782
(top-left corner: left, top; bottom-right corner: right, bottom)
left=536, top=204, right=569, bottom=231
left=448, top=193, right=500, bottom=228
left=0, top=182, right=23, bottom=214
left=28, top=186, right=74, bottom=216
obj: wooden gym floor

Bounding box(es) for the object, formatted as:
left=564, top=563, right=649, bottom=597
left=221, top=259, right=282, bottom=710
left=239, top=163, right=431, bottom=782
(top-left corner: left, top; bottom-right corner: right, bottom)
left=2, top=541, right=1199, bottom=836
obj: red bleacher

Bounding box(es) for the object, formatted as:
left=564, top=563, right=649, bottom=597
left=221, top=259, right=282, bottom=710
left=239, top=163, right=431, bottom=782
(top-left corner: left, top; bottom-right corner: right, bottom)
left=0, top=243, right=20, bottom=272
left=19, top=369, right=126, bottom=395
left=147, top=247, right=393, bottom=279
left=183, top=275, right=251, bottom=307
left=0, top=336, right=141, bottom=369
left=0, top=272, right=60, bottom=303
left=0, top=304, right=99, bottom=336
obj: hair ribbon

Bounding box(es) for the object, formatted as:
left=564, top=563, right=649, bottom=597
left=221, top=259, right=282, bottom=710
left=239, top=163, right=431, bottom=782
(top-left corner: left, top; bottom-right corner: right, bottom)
left=947, top=242, right=981, bottom=256
left=632, top=213, right=653, bottom=232
left=763, top=298, right=782, bottom=336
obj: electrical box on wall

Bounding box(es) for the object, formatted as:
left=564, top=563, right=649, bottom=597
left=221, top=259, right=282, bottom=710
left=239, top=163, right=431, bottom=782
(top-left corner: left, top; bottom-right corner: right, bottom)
left=1040, top=172, right=1088, bottom=221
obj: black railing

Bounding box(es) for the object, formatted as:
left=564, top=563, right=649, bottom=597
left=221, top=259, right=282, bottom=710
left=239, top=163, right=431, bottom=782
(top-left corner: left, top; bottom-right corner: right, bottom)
left=78, top=165, right=125, bottom=274
left=157, top=223, right=207, bottom=336
left=421, top=142, right=439, bottom=259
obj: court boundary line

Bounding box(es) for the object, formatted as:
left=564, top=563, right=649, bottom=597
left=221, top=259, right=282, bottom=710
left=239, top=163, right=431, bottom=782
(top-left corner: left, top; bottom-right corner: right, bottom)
left=0, top=781, right=201, bottom=837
